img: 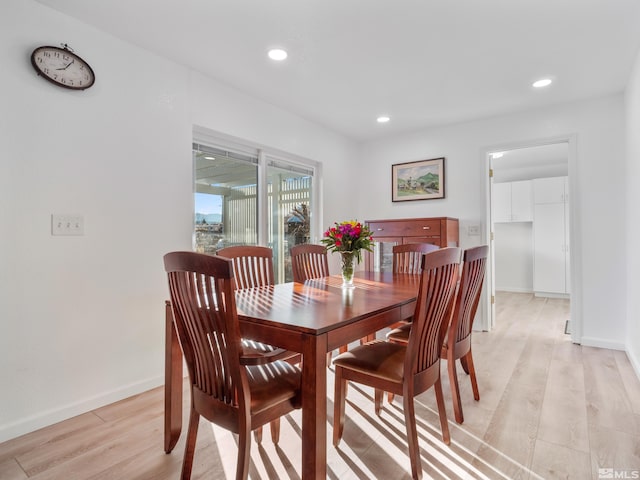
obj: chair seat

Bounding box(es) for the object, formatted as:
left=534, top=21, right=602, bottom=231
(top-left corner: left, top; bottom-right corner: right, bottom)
left=386, top=322, right=411, bottom=344
left=242, top=338, right=284, bottom=355
left=241, top=338, right=300, bottom=365
left=333, top=340, right=406, bottom=383
left=247, top=361, right=302, bottom=414
left=388, top=324, right=454, bottom=354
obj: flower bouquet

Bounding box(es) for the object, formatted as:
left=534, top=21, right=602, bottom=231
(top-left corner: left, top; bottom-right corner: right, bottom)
left=321, top=220, right=374, bottom=287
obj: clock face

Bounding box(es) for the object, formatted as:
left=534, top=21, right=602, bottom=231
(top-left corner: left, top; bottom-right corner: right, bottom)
left=31, top=46, right=95, bottom=90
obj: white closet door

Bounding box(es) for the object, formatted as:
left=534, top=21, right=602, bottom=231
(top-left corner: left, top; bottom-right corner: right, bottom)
left=534, top=203, right=566, bottom=294
left=533, top=177, right=565, bottom=204
left=510, top=180, right=533, bottom=221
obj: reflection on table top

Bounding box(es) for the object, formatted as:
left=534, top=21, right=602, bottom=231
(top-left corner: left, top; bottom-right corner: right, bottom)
left=235, top=271, right=421, bottom=335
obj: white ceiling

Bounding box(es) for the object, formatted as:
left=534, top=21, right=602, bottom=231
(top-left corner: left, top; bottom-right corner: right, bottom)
left=36, top=0, right=640, bottom=142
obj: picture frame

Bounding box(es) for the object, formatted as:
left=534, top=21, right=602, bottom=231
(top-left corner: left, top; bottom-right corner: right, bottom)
left=392, top=157, right=445, bottom=202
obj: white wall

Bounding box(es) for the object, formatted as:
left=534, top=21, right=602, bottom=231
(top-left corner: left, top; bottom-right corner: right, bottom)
left=359, top=95, right=627, bottom=347
left=625, top=49, right=640, bottom=376
left=0, top=0, right=358, bottom=441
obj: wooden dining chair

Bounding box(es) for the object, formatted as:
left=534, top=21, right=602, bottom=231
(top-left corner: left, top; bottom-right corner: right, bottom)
left=385, top=242, right=441, bottom=402
left=217, top=244, right=301, bottom=440
left=215, top=247, right=302, bottom=367
left=392, top=242, right=440, bottom=274
left=290, top=243, right=329, bottom=283
left=164, top=251, right=302, bottom=480
left=332, top=247, right=461, bottom=480
left=387, top=245, right=488, bottom=424
left=289, top=243, right=361, bottom=362
left=217, top=245, right=275, bottom=290
left=441, top=244, right=488, bottom=423
left=388, top=242, right=441, bottom=327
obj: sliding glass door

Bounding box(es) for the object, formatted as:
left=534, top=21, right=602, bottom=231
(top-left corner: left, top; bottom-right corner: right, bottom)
left=192, top=138, right=317, bottom=283
left=266, top=157, right=313, bottom=282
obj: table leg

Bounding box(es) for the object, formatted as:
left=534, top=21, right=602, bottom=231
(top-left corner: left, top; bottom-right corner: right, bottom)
left=164, top=301, right=183, bottom=453
left=301, top=333, right=328, bottom=479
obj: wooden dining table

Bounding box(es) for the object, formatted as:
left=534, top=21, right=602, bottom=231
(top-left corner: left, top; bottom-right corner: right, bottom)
left=164, top=271, right=421, bottom=479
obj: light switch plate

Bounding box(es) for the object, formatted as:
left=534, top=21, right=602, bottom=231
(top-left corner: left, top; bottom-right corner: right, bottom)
left=467, top=223, right=481, bottom=236
left=52, top=214, right=84, bottom=236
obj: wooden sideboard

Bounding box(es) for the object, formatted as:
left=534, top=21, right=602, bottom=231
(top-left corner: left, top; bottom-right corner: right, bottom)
left=364, top=217, right=459, bottom=272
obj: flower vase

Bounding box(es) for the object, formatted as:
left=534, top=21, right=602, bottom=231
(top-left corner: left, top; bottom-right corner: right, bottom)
left=340, top=251, right=356, bottom=288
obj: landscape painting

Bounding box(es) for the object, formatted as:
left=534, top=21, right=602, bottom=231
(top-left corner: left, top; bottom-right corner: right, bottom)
left=392, top=157, right=445, bottom=202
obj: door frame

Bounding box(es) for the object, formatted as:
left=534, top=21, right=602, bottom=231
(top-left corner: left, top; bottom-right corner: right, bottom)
left=482, top=134, right=581, bottom=344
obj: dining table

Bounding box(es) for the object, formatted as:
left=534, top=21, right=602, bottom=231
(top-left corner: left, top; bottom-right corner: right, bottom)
left=164, top=271, right=421, bottom=479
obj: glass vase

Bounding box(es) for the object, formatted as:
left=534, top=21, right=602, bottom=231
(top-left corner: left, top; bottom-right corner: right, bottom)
left=340, top=251, right=356, bottom=288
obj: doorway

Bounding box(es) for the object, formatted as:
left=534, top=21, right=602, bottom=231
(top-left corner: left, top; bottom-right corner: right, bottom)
left=485, top=137, right=580, bottom=344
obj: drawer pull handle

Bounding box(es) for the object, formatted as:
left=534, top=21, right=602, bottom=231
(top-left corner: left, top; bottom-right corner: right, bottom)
left=377, top=228, right=384, bottom=231
left=422, top=226, right=430, bottom=230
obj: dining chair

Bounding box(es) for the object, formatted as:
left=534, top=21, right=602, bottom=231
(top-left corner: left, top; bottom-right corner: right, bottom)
left=164, top=251, right=302, bottom=480
left=332, top=247, right=461, bottom=480
left=392, top=242, right=440, bottom=274
left=442, top=245, right=487, bottom=423
left=290, top=243, right=330, bottom=283
left=386, top=245, right=488, bottom=424
left=215, top=248, right=303, bottom=363
left=217, top=244, right=302, bottom=440
left=385, top=242, right=440, bottom=405
left=388, top=242, right=440, bottom=327
left=217, top=245, right=275, bottom=290
left=290, top=244, right=343, bottom=364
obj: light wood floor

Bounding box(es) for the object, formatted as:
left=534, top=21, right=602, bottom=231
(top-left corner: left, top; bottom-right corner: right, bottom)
left=2, top=292, right=640, bottom=479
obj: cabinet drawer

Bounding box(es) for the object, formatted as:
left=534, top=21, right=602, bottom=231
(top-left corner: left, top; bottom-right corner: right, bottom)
left=368, top=220, right=441, bottom=237
left=403, top=237, right=440, bottom=245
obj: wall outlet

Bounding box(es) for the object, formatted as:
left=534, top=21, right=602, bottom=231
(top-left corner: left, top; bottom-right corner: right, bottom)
left=52, top=214, right=84, bottom=236
left=467, top=223, right=481, bottom=236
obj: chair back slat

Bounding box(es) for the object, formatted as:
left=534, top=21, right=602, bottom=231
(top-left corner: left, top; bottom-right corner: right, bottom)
left=217, top=245, right=275, bottom=289
left=406, top=247, right=460, bottom=374
left=291, top=244, right=329, bottom=282
left=392, top=243, right=440, bottom=274
left=164, top=252, right=244, bottom=405
left=452, top=245, right=488, bottom=345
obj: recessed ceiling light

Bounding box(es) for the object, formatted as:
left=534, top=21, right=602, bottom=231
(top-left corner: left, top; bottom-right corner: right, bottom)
left=532, top=78, right=553, bottom=88
left=377, top=116, right=390, bottom=123
left=268, top=49, right=288, bottom=61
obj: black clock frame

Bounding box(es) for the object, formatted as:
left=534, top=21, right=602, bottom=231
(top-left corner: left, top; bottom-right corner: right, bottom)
left=30, top=44, right=95, bottom=91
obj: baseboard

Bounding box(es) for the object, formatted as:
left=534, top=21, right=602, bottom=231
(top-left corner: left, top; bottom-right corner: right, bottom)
left=0, top=375, right=164, bottom=443
left=495, top=287, right=533, bottom=293
left=534, top=291, right=570, bottom=299
left=626, top=343, right=640, bottom=381
left=579, top=336, right=626, bottom=351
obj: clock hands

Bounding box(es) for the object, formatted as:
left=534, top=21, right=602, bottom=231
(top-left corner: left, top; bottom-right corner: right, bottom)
left=56, top=59, right=75, bottom=71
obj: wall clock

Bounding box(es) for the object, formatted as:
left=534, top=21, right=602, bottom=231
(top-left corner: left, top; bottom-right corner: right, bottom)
left=30, top=44, right=95, bottom=90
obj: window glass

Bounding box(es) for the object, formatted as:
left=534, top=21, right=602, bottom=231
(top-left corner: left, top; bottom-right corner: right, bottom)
left=193, top=145, right=258, bottom=253
left=266, top=160, right=313, bottom=282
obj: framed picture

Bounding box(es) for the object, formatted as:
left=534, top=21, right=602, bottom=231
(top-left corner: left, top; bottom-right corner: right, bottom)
left=392, top=157, right=445, bottom=202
